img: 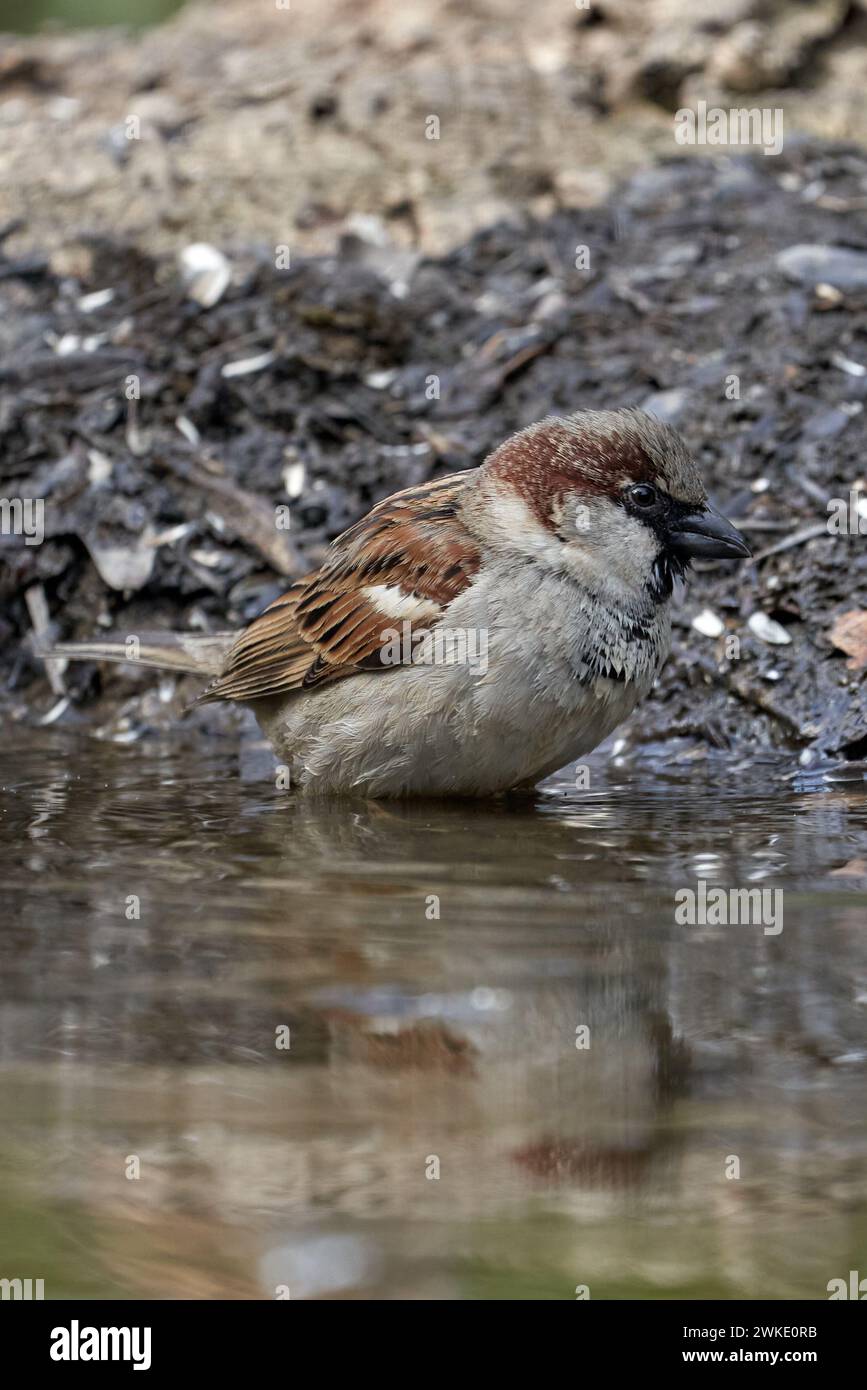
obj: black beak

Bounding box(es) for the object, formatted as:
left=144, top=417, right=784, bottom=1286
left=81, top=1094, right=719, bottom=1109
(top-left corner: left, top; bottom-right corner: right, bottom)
left=668, top=504, right=752, bottom=561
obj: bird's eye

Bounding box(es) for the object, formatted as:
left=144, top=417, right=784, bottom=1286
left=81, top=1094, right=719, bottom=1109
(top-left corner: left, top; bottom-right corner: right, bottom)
left=627, top=483, right=658, bottom=509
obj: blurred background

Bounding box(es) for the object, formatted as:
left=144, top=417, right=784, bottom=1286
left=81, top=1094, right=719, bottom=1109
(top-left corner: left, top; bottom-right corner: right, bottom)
left=2, top=0, right=867, bottom=258
left=0, top=0, right=180, bottom=33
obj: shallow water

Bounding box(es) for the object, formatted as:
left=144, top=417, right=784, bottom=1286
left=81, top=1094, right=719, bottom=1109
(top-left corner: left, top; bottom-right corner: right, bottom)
left=1, top=727, right=866, bottom=1300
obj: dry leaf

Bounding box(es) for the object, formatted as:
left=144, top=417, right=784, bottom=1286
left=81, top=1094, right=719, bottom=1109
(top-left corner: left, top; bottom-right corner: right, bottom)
left=830, top=859, right=867, bottom=878
left=829, top=610, right=867, bottom=670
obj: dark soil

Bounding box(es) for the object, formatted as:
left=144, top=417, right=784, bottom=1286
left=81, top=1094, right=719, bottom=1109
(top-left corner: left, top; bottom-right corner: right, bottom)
left=2, top=141, right=866, bottom=762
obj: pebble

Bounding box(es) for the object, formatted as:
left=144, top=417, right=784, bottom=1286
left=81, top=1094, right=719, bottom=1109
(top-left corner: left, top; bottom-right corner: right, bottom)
left=748, top=612, right=792, bottom=645
left=777, top=244, right=867, bottom=291
left=640, top=387, right=690, bottom=425
left=179, top=243, right=232, bottom=307
left=692, top=609, right=725, bottom=638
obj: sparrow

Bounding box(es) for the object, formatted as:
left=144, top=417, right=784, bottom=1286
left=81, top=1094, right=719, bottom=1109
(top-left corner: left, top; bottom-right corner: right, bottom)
left=47, top=409, right=751, bottom=797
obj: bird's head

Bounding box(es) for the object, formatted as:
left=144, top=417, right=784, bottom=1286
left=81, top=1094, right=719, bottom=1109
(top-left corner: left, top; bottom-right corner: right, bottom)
left=469, top=408, right=751, bottom=604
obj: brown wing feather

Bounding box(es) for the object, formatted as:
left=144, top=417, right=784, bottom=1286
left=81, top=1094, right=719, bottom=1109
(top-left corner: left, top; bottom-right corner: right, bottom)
left=198, top=471, right=480, bottom=704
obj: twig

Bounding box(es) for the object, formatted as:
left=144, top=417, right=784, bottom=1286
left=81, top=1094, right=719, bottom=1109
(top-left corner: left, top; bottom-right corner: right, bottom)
left=751, top=523, right=832, bottom=563
left=792, top=470, right=831, bottom=507
left=26, top=584, right=65, bottom=695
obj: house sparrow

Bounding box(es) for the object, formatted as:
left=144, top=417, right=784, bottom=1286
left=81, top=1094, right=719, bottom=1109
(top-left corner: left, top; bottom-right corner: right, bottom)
left=48, top=409, right=750, bottom=797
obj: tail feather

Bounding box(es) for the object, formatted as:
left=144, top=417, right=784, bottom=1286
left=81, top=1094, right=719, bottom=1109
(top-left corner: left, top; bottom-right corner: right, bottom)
left=43, top=631, right=238, bottom=678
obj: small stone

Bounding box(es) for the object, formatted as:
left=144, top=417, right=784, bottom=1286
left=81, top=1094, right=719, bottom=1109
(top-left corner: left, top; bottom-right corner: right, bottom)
left=777, top=245, right=867, bottom=292
left=77, top=288, right=115, bottom=313
left=175, top=416, right=201, bottom=446
left=814, top=282, right=843, bottom=308
left=221, top=351, right=276, bottom=378
left=86, top=450, right=112, bottom=485
left=748, top=612, right=792, bottom=645
left=283, top=461, right=306, bottom=499
left=831, top=351, right=866, bottom=378
left=640, top=387, right=690, bottom=425
left=692, top=609, right=725, bottom=638
left=803, top=405, right=853, bottom=441
left=179, top=243, right=232, bottom=308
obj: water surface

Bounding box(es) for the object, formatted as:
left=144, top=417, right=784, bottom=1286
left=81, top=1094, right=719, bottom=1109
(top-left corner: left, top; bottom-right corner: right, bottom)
left=1, top=728, right=866, bottom=1299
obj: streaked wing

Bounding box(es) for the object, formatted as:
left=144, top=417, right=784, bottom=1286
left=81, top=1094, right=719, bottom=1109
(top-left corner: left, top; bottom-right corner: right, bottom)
left=199, top=471, right=480, bottom=703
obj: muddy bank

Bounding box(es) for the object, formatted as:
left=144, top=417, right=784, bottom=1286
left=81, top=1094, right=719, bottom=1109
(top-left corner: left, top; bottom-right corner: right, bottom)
left=3, top=0, right=867, bottom=260
left=2, top=141, right=866, bottom=762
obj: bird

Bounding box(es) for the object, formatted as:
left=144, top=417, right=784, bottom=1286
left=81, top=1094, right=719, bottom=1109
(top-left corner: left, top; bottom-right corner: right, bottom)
left=46, top=408, right=751, bottom=797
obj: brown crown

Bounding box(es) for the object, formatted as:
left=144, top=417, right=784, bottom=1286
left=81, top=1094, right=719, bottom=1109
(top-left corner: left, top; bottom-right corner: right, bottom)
left=482, top=411, right=668, bottom=530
